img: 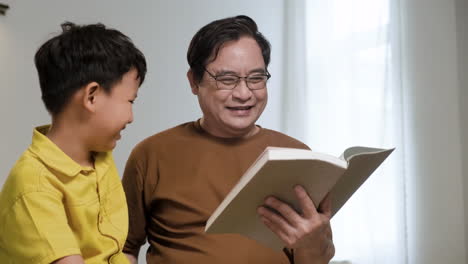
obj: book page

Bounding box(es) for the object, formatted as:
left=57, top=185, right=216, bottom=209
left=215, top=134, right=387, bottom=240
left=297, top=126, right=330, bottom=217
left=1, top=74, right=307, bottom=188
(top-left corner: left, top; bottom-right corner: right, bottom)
left=330, top=148, right=394, bottom=216
left=342, top=146, right=387, bottom=161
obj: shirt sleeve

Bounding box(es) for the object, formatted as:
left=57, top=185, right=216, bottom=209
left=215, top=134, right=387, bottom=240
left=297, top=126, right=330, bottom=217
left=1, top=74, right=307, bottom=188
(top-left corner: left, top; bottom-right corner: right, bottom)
left=122, top=147, right=149, bottom=257
left=1, top=191, right=81, bottom=264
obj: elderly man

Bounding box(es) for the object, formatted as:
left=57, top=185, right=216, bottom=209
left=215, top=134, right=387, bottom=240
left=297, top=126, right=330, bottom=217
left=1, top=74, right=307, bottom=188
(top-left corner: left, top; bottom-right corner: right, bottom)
left=122, top=15, right=334, bottom=264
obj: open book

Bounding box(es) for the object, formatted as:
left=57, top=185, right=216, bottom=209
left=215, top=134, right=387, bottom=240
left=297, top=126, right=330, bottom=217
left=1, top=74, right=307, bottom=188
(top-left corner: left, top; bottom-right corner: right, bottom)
left=205, top=146, right=394, bottom=250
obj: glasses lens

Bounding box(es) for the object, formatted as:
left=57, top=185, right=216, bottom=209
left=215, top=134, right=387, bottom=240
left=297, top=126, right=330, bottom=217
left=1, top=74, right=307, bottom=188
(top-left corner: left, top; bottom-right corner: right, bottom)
left=246, top=75, right=268, bottom=90
left=213, top=73, right=270, bottom=90
left=216, top=75, right=238, bottom=90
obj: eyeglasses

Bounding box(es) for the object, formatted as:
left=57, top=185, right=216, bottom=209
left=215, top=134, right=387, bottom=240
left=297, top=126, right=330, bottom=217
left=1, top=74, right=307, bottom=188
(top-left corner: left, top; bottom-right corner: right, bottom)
left=204, top=69, right=271, bottom=90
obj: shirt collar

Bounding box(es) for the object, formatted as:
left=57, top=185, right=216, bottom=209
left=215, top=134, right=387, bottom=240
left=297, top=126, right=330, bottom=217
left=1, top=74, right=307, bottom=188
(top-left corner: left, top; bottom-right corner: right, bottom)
left=28, top=125, right=113, bottom=177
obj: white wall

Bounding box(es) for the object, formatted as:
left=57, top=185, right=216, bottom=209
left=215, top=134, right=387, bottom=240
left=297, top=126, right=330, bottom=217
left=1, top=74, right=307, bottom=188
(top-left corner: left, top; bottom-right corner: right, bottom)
left=0, top=1, right=284, bottom=262
left=456, top=0, right=468, bottom=258
left=401, top=0, right=466, bottom=263
left=0, top=0, right=285, bottom=182
left=2, top=1, right=468, bottom=264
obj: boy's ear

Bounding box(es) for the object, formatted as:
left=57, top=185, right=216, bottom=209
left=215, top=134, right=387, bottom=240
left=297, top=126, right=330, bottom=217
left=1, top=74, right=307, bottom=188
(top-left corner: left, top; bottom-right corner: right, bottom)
left=187, top=70, right=199, bottom=95
left=83, top=82, right=101, bottom=112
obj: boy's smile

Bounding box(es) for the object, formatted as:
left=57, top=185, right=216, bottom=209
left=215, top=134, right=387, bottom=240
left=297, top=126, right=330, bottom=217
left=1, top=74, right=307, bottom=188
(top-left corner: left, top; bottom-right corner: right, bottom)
left=91, top=68, right=140, bottom=151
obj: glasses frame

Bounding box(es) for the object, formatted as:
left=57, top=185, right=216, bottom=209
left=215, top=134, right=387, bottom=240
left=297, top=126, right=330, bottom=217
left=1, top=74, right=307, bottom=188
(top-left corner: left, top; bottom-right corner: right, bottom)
left=204, top=68, right=271, bottom=90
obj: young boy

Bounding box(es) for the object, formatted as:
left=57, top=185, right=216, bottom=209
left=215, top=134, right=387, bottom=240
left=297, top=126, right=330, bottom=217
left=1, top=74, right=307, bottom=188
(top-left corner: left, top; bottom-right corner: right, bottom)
left=0, top=22, right=146, bottom=264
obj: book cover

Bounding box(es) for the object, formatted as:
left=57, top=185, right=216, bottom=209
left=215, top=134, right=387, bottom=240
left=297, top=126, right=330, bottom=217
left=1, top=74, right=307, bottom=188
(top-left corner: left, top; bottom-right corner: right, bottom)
left=205, top=146, right=394, bottom=250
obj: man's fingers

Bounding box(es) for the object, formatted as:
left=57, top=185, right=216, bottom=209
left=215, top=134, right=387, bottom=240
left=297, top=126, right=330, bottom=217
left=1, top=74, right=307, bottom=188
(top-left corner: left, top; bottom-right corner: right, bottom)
left=258, top=207, right=297, bottom=247
left=294, top=185, right=318, bottom=219
left=257, top=206, right=296, bottom=233
left=264, top=197, right=302, bottom=226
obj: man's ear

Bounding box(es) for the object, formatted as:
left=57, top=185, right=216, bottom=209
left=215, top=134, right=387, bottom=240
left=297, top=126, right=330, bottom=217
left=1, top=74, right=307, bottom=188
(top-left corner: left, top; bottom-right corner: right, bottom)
left=187, top=70, right=199, bottom=95
left=83, top=82, right=100, bottom=112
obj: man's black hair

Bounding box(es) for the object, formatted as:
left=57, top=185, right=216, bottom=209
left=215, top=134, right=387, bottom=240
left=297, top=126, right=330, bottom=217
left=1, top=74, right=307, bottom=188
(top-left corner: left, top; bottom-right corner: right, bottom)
left=187, top=15, right=271, bottom=83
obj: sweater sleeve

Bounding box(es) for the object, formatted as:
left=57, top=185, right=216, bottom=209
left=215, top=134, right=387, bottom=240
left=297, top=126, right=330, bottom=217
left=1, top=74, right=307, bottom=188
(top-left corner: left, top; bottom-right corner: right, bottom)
left=122, top=146, right=149, bottom=257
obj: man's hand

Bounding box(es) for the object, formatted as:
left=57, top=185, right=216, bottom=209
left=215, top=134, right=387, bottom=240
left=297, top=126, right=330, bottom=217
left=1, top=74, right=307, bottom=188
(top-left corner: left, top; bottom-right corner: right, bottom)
left=257, top=185, right=334, bottom=264
left=125, top=253, right=138, bottom=264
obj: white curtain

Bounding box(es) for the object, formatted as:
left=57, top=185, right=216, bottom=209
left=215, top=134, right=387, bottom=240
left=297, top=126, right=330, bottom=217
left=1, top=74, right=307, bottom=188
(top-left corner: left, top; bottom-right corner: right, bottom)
left=283, top=0, right=407, bottom=263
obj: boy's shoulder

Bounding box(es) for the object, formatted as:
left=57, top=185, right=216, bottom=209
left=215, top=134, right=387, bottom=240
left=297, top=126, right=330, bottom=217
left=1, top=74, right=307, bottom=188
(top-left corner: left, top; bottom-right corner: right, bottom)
left=6, top=150, right=44, bottom=187
left=0, top=149, right=59, bottom=208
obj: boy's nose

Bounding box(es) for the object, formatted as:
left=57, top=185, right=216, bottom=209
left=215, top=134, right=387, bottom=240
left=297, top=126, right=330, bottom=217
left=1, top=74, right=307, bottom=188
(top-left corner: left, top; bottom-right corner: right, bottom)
left=128, top=111, right=134, bottom=124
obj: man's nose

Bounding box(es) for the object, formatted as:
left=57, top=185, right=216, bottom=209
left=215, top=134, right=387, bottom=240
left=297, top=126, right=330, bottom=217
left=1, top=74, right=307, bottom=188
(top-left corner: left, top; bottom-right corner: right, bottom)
left=232, top=78, right=252, bottom=101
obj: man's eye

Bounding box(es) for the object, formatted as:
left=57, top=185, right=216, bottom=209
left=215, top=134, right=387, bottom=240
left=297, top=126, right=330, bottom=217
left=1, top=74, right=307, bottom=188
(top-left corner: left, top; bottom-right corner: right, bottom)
left=217, top=76, right=238, bottom=84
left=247, top=76, right=267, bottom=83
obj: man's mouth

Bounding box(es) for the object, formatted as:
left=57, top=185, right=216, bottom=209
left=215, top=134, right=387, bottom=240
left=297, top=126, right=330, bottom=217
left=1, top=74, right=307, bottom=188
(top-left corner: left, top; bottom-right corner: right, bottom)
left=226, top=106, right=254, bottom=110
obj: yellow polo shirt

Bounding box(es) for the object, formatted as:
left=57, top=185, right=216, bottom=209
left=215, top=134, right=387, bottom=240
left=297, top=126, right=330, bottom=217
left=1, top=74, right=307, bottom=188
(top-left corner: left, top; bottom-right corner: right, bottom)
left=0, top=125, right=129, bottom=264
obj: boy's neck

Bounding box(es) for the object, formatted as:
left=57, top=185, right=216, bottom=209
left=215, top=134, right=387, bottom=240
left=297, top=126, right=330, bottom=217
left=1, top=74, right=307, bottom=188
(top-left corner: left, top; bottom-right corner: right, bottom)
left=46, top=120, right=95, bottom=168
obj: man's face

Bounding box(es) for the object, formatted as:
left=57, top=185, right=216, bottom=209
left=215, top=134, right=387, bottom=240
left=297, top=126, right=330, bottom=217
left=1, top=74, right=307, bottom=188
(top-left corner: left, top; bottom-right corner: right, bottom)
left=191, top=36, right=268, bottom=138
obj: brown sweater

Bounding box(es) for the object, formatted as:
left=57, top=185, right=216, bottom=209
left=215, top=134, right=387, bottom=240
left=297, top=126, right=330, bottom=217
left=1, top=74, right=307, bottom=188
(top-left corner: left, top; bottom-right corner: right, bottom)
left=122, top=121, right=308, bottom=264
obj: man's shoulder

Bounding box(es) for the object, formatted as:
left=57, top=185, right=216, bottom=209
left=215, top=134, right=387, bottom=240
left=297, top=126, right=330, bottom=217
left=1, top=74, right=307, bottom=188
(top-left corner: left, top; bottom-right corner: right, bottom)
left=131, top=121, right=197, bottom=154
left=261, top=128, right=309, bottom=150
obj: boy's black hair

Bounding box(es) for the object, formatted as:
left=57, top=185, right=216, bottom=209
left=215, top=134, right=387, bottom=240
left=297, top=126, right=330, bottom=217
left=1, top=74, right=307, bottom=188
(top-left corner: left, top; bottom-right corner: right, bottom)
left=187, top=15, right=271, bottom=83
left=35, top=22, right=147, bottom=115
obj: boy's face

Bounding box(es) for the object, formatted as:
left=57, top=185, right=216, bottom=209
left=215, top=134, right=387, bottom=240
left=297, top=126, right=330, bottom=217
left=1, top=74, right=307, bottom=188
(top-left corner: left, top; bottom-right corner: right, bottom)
left=89, top=68, right=140, bottom=152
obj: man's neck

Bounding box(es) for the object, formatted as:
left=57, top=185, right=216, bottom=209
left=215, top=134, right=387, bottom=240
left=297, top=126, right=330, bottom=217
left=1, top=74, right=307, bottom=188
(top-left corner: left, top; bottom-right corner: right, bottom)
left=199, top=118, right=259, bottom=139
